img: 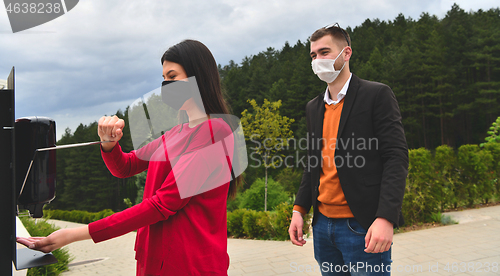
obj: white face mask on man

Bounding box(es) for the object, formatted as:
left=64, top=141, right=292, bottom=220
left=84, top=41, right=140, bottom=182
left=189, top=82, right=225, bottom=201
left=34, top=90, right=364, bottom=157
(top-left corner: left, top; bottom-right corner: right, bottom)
left=311, top=48, right=346, bottom=83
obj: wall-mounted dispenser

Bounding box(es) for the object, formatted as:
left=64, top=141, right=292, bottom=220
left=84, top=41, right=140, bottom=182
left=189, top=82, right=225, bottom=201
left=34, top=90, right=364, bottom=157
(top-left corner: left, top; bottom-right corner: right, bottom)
left=15, top=116, right=57, bottom=218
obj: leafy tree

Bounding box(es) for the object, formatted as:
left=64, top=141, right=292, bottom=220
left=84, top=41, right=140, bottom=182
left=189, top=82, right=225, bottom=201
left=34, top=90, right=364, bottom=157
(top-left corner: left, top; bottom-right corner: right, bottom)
left=480, top=116, right=500, bottom=147
left=241, top=99, right=294, bottom=211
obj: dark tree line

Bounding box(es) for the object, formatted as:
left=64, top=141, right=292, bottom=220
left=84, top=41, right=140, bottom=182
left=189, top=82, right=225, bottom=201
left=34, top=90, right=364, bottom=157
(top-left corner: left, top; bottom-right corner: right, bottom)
left=220, top=4, right=500, bottom=150
left=51, top=4, right=500, bottom=211
left=49, top=109, right=138, bottom=212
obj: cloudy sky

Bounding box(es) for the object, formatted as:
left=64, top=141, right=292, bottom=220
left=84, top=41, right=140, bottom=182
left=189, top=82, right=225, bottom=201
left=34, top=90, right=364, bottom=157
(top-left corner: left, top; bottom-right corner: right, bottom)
left=0, top=0, right=498, bottom=141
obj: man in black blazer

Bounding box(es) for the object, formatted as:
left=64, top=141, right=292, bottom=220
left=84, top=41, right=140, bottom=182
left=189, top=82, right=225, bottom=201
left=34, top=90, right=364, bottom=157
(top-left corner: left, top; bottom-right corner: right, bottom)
left=289, top=24, right=408, bottom=275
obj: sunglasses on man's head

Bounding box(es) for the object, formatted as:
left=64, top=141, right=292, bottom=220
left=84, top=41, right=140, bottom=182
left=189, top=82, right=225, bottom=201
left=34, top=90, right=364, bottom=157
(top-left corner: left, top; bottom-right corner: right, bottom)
left=324, top=23, right=350, bottom=47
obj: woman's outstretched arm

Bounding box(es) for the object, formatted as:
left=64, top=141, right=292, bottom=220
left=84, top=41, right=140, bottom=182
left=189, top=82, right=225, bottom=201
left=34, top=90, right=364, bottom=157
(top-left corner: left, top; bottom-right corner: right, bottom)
left=16, top=226, right=91, bottom=253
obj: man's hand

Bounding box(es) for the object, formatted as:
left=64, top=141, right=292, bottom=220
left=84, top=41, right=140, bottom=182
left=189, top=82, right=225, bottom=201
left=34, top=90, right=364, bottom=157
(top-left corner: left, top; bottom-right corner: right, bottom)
left=17, top=226, right=91, bottom=253
left=289, top=212, right=306, bottom=246
left=364, top=217, right=393, bottom=253
left=98, top=115, right=125, bottom=152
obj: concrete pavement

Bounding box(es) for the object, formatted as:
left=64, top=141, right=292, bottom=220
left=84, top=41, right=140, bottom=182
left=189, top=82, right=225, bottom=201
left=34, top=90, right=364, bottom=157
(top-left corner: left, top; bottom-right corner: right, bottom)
left=40, top=205, right=500, bottom=275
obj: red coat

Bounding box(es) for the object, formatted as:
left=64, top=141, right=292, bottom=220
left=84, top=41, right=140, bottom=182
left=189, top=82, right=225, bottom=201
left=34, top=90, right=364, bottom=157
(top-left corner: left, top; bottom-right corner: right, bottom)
left=88, top=118, right=233, bottom=275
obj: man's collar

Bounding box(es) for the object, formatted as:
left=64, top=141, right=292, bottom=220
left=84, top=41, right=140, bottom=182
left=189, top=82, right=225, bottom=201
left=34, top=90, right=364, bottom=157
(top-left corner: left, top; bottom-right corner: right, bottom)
left=324, top=73, right=352, bottom=105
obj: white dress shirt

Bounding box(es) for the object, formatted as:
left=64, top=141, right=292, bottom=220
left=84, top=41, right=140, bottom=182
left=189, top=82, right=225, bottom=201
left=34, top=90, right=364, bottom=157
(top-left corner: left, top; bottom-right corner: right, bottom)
left=323, top=73, right=353, bottom=105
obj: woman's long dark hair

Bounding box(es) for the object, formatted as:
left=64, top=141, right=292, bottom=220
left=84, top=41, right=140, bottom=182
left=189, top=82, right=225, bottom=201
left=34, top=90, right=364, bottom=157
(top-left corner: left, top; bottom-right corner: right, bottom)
left=161, top=40, right=242, bottom=199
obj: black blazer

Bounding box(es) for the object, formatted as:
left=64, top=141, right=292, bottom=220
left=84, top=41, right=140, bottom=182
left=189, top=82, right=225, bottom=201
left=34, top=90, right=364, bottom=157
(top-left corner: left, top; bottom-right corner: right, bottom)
left=294, top=74, right=409, bottom=230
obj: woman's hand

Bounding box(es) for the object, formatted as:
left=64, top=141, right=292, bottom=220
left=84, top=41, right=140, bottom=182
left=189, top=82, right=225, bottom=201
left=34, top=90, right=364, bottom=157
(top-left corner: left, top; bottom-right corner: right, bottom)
left=98, top=115, right=125, bottom=152
left=16, top=226, right=91, bottom=253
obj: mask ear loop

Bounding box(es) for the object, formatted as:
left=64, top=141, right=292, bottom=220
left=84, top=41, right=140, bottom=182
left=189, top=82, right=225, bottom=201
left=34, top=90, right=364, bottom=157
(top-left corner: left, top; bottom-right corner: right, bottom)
left=334, top=48, right=347, bottom=72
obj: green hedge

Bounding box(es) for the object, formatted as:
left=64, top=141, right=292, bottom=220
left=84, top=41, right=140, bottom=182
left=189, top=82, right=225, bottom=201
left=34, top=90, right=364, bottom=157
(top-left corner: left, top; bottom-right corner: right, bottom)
left=227, top=202, right=311, bottom=240
left=43, top=209, right=115, bottom=224
left=403, top=144, right=500, bottom=225
left=20, top=217, right=72, bottom=276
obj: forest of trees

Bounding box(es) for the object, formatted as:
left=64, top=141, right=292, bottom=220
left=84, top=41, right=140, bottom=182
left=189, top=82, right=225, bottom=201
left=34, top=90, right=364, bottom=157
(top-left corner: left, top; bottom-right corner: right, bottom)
left=221, top=4, right=500, bottom=150
left=50, top=4, right=500, bottom=212
left=49, top=110, right=138, bottom=211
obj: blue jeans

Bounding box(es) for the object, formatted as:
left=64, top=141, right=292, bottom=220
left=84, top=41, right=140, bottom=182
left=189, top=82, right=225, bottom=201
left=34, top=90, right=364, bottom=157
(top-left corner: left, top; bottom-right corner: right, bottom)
left=313, top=212, right=392, bottom=275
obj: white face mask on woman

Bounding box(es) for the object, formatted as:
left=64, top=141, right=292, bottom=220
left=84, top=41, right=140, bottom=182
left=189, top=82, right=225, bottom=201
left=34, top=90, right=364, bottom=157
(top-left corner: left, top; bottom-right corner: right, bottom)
left=311, top=48, right=346, bottom=83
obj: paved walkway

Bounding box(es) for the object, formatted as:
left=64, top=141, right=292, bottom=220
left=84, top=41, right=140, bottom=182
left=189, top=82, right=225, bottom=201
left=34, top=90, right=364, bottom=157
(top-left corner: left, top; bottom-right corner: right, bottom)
left=42, top=205, right=500, bottom=275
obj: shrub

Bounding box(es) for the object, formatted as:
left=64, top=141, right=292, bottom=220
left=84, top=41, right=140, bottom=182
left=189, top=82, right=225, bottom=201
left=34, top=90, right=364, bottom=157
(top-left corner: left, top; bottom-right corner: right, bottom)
left=227, top=202, right=312, bottom=241
left=440, top=214, right=458, bottom=225
left=72, top=211, right=85, bottom=223
left=43, top=209, right=115, bottom=224
left=97, top=209, right=115, bottom=220
left=429, top=212, right=443, bottom=223
left=272, top=202, right=294, bottom=240
left=429, top=212, right=457, bottom=225
left=403, top=148, right=437, bottom=224
left=483, top=143, right=500, bottom=194
left=242, top=210, right=266, bottom=239
left=227, top=209, right=246, bottom=238
left=476, top=149, right=495, bottom=204
left=258, top=211, right=275, bottom=239
left=20, top=217, right=72, bottom=276
left=82, top=211, right=94, bottom=224
left=457, top=145, right=493, bottom=206
left=433, top=145, right=459, bottom=210
left=238, top=177, right=290, bottom=211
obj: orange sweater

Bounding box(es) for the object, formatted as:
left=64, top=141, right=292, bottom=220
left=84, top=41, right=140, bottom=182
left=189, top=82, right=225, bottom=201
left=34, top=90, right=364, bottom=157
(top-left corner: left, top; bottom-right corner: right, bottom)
left=294, top=99, right=354, bottom=218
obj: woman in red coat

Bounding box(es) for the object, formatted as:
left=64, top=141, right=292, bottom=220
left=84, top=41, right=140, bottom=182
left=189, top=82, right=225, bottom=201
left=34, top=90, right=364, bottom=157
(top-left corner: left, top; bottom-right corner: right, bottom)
left=17, top=40, right=243, bottom=276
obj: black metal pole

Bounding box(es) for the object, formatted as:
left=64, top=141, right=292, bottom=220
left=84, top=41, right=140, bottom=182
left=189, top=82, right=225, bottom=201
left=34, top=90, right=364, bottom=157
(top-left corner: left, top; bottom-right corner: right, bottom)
left=0, top=74, right=15, bottom=275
